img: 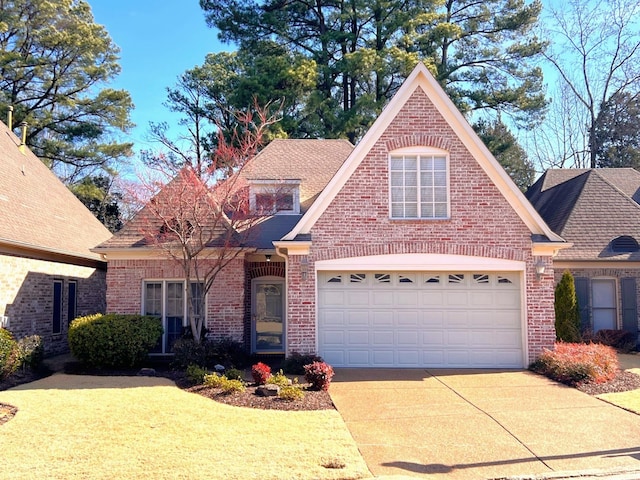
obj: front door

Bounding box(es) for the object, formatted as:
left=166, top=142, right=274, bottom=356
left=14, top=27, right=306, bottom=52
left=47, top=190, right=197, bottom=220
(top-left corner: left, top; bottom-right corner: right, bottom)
left=252, top=279, right=285, bottom=353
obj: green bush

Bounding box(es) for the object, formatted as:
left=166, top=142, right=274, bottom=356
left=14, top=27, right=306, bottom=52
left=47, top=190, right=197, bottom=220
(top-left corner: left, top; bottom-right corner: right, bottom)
left=225, top=368, right=245, bottom=381
left=267, top=369, right=291, bottom=387
left=171, top=336, right=249, bottom=369
left=280, top=352, right=323, bottom=375
left=530, top=342, right=619, bottom=385
left=0, top=328, right=19, bottom=380
left=203, top=373, right=245, bottom=393
left=554, top=271, right=581, bottom=342
left=186, top=364, right=209, bottom=384
left=17, top=335, right=44, bottom=371
left=279, top=385, right=305, bottom=401
left=68, top=314, right=163, bottom=368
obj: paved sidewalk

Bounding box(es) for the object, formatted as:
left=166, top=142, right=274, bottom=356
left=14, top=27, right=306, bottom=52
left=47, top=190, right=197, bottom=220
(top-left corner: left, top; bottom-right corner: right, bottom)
left=330, top=369, right=640, bottom=480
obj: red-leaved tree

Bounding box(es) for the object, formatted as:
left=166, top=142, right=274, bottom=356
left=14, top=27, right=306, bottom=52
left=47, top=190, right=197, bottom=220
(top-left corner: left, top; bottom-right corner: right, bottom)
left=134, top=107, right=280, bottom=343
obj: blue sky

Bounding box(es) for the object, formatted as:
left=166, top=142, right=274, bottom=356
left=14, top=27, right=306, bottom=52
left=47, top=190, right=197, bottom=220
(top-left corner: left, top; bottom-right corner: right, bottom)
left=89, top=1, right=227, bottom=152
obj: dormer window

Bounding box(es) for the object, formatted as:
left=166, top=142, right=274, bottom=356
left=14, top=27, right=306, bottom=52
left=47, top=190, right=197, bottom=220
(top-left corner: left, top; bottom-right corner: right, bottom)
left=249, top=180, right=301, bottom=214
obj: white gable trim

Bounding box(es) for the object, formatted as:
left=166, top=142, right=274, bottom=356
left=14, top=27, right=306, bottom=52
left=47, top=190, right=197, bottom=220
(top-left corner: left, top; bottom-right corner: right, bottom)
left=283, top=62, right=564, bottom=243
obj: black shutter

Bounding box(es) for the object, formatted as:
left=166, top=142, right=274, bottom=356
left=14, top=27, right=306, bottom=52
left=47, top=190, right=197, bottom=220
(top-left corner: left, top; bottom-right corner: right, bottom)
left=574, top=277, right=590, bottom=332
left=621, top=277, right=638, bottom=335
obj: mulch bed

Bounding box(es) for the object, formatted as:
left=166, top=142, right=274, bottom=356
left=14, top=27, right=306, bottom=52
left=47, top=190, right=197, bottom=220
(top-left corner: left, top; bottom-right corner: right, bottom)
left=576, top=370, right=640, bottom=395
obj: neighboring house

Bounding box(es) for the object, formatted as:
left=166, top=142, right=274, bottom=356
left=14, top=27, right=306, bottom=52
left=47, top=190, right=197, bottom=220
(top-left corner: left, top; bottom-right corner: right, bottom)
left=526, top=168, right=640, bottom=343
left=96, top=63, right=568, bottom=368
left=0, top=119, right=112, bottom=355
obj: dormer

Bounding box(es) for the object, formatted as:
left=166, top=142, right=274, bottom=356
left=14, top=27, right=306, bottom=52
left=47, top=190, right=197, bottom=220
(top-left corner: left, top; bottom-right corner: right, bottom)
left=249, top=179, right=301, bottom=215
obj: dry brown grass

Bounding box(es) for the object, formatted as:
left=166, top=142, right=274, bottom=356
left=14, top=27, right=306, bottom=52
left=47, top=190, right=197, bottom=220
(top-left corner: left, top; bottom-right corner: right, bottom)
left=597, top=368, right=640, bottom=415
left=0, top=373, right=370, bottom=480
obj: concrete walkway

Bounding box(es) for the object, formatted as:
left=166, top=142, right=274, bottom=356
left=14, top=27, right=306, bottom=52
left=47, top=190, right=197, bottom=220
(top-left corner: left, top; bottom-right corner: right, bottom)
left=330, top=369, right=640, bottom=480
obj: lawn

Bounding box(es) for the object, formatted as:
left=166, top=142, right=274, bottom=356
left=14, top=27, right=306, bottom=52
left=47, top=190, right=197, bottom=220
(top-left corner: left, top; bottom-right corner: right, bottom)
left=0, top=373, right=370, bottom=480
left=597, top=368, right=640, bottom=415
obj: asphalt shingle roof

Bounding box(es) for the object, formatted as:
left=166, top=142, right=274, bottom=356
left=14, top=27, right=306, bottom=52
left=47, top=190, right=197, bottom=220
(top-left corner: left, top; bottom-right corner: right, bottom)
left=0, top=121, right=112, bottom=262
left=98, top=139, right=353, bottom=250
left=526, top=168, right=640, bottom=261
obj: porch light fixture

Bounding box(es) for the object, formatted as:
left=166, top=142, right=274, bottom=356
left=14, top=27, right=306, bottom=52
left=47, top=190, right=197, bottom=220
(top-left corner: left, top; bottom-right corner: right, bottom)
left=535, top=258, right=546, bottom=280
left=300, top=256, right=309, bottom=280
left=265, top=254, right=272, bottom=262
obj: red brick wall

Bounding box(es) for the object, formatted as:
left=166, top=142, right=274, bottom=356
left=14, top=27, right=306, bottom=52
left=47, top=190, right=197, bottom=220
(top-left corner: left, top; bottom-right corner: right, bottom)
left=0, top=253, right=106, bottom=355
left=105, top=257, right=246, bottom=342
left=285, top=89, right=556, bottom=364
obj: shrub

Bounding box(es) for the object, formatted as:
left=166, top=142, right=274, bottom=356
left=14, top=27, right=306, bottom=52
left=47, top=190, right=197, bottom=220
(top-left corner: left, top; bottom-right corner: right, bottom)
left=251, top=362, right=272, bottom=385
left=0, top=328, right=19, bottom=380
left=225, top=368, right=245, bottom=381
left=281, top=352, right=324, bottom=375
left=584, top=329, right=637, bottom=353
left=203, top=373, right=245, bottom=393
left=530, top=342, right=619, bottom=385
left=304, top=361, right=335, bottom=391
left=554, top=271, right=581, bottom=342
left=68, top=314, right=163, bottom=368
left=16, top=335, right=44, bottom=371
left=279, top=385, right=305, bottom=401
left=209, top=336, right=251, bottom=368
left=171, top=337, right=209, bottom=369
left=268, top=369, right=291, bottom=387
left=186, top=364, right=209, bottom=384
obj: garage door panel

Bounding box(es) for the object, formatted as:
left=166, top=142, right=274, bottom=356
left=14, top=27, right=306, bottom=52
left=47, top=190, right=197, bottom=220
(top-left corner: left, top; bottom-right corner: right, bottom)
left=372, top=311, right=393, bottom=326
left=346, top=310, right=369, bottom=326
left=372, top=331, right=394, bottom=345
left=347, top=330, right=369, bottom=345
left=318, top=270, right=523, bottom=368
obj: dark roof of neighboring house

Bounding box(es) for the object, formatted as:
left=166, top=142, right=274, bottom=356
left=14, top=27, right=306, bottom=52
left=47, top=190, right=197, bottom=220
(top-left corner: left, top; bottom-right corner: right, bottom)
left=98, top=139, right=353, bottom=251
left=0, top=120, right=112, bottom=263
left=526, top=168, right=640, bottom=261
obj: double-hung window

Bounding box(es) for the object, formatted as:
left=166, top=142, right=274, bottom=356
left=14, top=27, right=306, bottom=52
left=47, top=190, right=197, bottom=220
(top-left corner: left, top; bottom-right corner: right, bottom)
left=389, top=150, right=449, bottom=219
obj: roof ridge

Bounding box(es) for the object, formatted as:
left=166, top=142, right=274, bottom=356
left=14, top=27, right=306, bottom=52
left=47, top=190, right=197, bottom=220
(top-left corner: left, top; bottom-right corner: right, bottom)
left=592, top=169, right=640, bottom=213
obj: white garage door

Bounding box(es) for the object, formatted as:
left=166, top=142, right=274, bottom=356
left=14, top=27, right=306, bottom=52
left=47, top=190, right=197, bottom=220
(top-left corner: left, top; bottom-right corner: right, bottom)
left=317, top=271, right=523, bottom=368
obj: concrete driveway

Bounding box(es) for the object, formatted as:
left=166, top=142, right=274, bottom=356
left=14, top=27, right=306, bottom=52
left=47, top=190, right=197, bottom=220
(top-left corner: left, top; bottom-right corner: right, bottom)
left=330, top=369, right=640, bottom=479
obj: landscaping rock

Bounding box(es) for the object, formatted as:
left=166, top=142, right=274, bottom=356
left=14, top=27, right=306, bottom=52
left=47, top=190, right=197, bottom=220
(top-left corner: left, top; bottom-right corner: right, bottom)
left=214, top=364, right=225, bottom=374
left=256, top=385, right=280, bottom=397
left=137, top=368, right=156, bottom=377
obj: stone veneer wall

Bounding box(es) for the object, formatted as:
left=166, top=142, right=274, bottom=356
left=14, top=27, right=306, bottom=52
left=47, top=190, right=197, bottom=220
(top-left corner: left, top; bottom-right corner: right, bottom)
left=0, top=253, right=106, bottom=355
left=284, top=89, right=557, bottom=364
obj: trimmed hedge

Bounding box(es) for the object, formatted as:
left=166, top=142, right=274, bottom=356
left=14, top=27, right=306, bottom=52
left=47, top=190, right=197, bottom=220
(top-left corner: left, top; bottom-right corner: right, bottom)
left=68, top=314, right=163, bottom=368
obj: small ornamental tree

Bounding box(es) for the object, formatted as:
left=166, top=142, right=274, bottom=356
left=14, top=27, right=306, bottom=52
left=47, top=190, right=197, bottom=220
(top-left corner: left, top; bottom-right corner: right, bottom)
left=554, top=270, right=581, bottom=343
left=133, top=106, right=281, bottom=344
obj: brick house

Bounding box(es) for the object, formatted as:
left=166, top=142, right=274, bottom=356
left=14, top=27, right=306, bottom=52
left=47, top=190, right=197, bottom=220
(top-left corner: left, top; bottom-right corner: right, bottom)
left=97, top=63, right=568, bottom=368
left=0, top=120, right=112, bottom=355
left=527, top=168, right=640, bottom=344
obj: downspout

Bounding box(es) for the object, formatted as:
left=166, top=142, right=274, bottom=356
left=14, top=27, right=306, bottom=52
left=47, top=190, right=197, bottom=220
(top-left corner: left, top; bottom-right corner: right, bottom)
left=275, top=245, right=289, bottom=356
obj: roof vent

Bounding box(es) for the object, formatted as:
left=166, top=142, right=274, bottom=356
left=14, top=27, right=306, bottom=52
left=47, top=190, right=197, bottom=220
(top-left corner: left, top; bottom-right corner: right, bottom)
left=611, top=235, right=640, bottom=253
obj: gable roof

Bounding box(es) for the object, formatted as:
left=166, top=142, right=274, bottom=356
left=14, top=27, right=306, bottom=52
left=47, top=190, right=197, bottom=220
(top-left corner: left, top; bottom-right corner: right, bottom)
left=281, top=62, right=564, bottom=246
left=97, top=140, right=353, bottom=253
left=0, top=120, right=112, bottom=263
left=526, top=168, right=640, bottom=260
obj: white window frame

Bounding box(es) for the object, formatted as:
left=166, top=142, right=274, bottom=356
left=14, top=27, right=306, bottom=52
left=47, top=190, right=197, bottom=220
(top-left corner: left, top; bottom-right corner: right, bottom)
left=249, top=179, right=301, bottom=215
left=388, top=147, right=450, bottom=220
left=142, top=279, right=206, bottom=354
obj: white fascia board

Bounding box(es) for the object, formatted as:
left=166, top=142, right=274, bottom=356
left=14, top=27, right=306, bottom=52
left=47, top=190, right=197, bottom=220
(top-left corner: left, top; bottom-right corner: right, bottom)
left=95, top=247, right=245, bottom=261
left=314, top=253, right=526, bottom=271
left=553, top=260, right=640, bottom=269
left=272, top=240, right=311, bottom=256
left=283, top=62, right=564, bottom=243
left=532, top=242, right=574, bottom=257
